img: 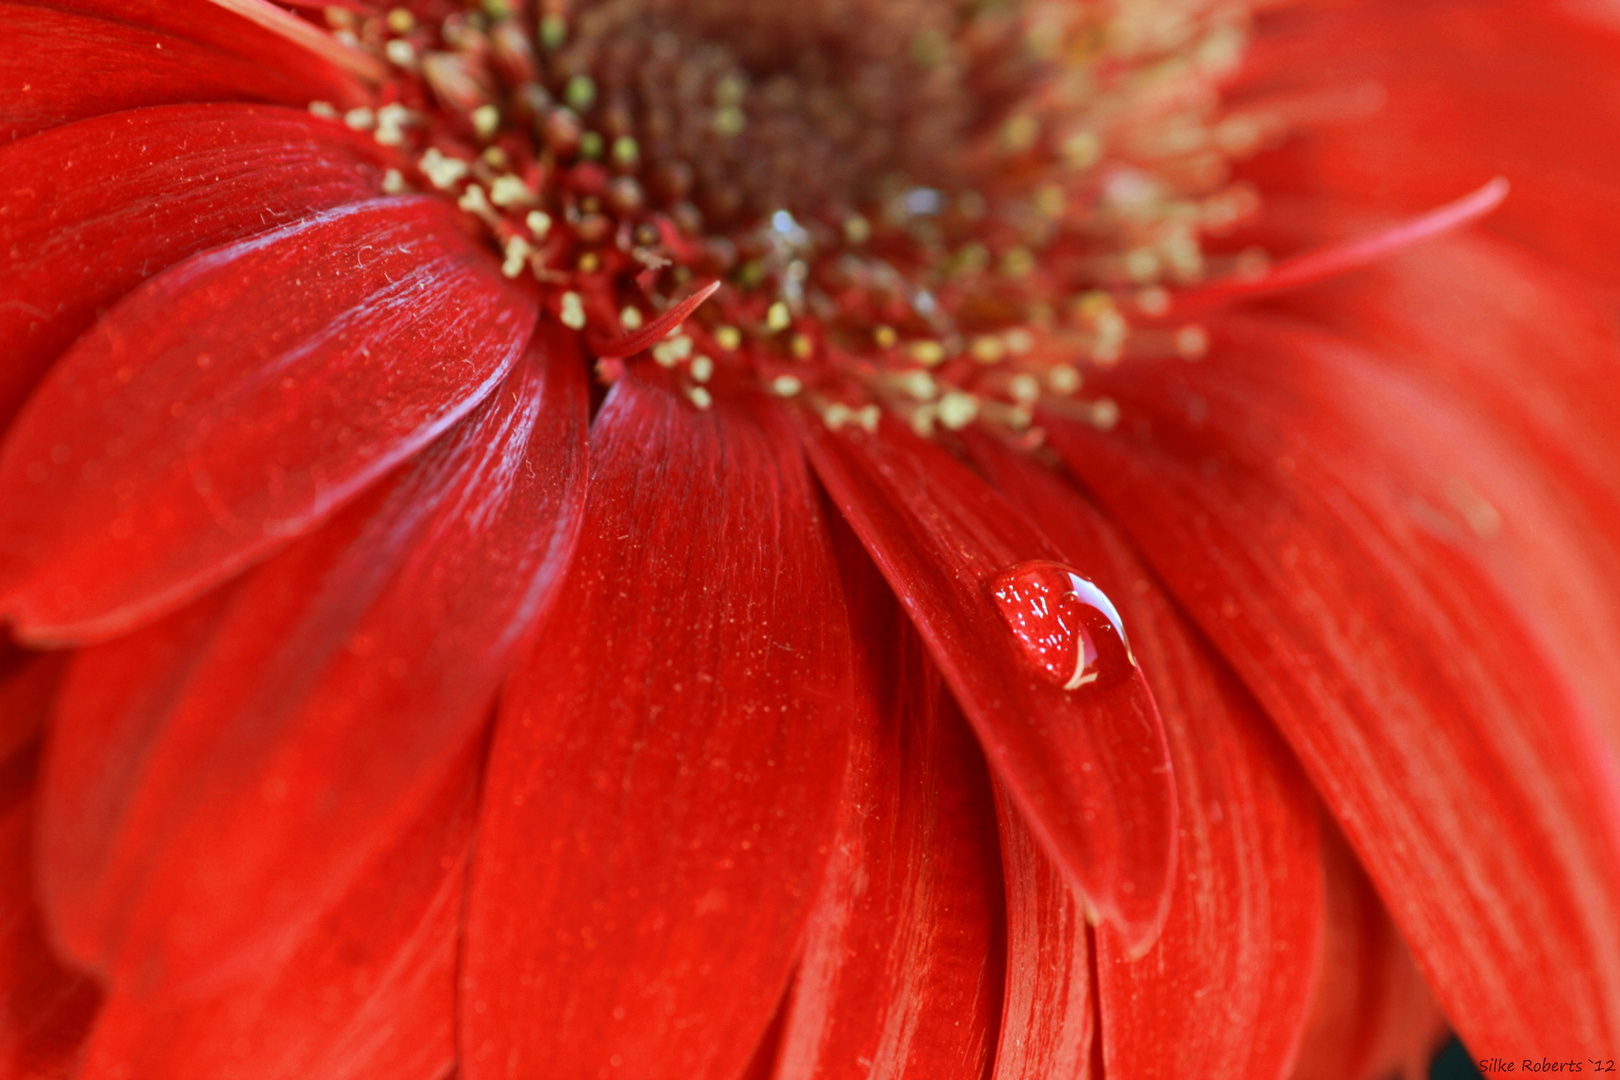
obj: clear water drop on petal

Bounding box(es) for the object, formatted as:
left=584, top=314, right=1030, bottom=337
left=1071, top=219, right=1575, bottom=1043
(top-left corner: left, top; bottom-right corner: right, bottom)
left=989, top=559, right=1136, bottom=690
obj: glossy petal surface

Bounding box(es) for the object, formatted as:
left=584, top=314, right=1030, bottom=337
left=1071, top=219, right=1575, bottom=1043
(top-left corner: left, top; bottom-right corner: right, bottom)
left=778, top=536, right=1003, bottom=1080
left=0, top=197, right=535, bottom=642
left=38, top=337, right=585, bottom=987
left=973, top=438, right=1322, bottom=1080
left=1, top=0, right=364, bottom=142
left=1048, top=315, right=1620, bottom=1057
left=0, top=103, right=387, bottom=430
left=801, top=416, right=1176, bottom=951
left=465, top=374, right=853, bottom=1080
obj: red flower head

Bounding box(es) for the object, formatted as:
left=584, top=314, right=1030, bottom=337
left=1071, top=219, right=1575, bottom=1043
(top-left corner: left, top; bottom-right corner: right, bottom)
left=1, top=1, right=1618, bottom=1077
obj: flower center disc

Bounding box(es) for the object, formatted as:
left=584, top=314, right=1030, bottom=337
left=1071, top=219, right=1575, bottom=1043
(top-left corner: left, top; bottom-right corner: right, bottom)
left=318, top=0, right=1260, bottom=434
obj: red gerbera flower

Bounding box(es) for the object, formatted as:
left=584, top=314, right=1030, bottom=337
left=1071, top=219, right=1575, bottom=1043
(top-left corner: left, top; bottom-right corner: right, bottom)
left=1, top=1, right=1617, bottom=1078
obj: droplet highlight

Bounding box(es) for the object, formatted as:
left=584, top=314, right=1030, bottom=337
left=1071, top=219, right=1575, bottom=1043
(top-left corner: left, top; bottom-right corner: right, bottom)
left=989, top=559, right=1136, bottom=690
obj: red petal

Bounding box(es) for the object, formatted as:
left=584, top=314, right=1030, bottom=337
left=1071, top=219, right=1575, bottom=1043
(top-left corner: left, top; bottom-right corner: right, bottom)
left=0, top=644, right=66, bottom=766
left=73, top=740, right=480, bottom=1080
left=1046, top=315, right=1620, bottom=1056
left=972, top=436, right=1323, bottom=1080
left=799, top=414, right=1176, bottom=951
left=1290, top=826, right=1446, bottom=1080
left=0, top=196, right=536, bottom=642
left=989, top=790, right=1093, bottom=1080
left=0, top=103, right=389, bottom=434
left=38, top=333, right=585, bottom=987
left=1240, top=0, right=1620, bottom=288
left=1, top=0, right=366, bottom=142
left=0, top=787, right=100, bottom=1080
left=463, top=373, right=854, bottom=1080
left=777, top=537, right=1003, bottom=1080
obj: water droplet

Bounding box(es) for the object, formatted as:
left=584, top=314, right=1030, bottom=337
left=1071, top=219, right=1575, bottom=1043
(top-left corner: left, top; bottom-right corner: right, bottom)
left=989, top=560, right=1136, bottom=691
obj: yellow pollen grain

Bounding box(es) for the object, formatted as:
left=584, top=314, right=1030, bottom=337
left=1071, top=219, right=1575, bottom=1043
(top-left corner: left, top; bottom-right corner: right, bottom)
left=1001, top=114, right=1040, bottom=153
left=385, top=39, right=416, bottom=67
left=565, top=75, right=597, bottom=111
left=457, top=184, right=491, bottom=215
left=619, top=307, right=644, bottom=331
left=909, top=340, right=945, bottom=367
left=385, top=7, right=414, bottom=32
left=899, top=370, right=937, bottom=401
left=525, top=210, right=552, bottom=237
left=559, top=291, right=586, bottom=330
left=771, top=374, right=802, bottom=397
left=823, top=402, right=855, bottom=431
left=1005, top=328, right=1035, bottom=356
left=765, top=303, right=791, bottom=332
left=690, top=355, right=715, bottom=383
left=344, top=106, right=375, bottom=131
left=490, top=175, right=535, bottom=207
left=714, top=326, right=741, bottom=351
left=687, top=386, right=714, bottom=410
left=419, top=148, right=469, bottom=190
left=539, top=13, right=566, bottom=49
left=381, top=168, right=405, bottom=194
left=909, top=405, right=937, bottom=438
left=471, top=104, right=501, bottom=141
left=610, top=136, right=639, bottom=169
left=1008, top=373, right=1040, bottom=405
left=1036, top=185, right=1066, bottom=218
left=790, top=334, right=814, bottom=359
left=481, top=146, right=508, bottom=168
left=971, top=336, right=1005, bottom=364
left=308, top=101, right=338, bottom=120
left=651, top=336, right=693, bottom=366
left=577, top=252, right=600, bottom=273
left=713, top=105, right=746, bottom=138
left=857, top=405, right=881, bottom=433
left=1048, top=365, right=1082, bottom=395
left=843, top=215, right=871, bottom=244
left=873, top=325, right=897, bottom=349
left=374, top=103, right=410, bottom=146
left=938, top=391, right=979, bottom=430
left=502, top=236, right=533, bottom=279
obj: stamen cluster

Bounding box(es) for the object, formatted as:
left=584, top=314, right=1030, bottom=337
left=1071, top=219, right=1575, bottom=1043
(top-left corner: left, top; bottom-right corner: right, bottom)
left=310, top=0, right=1268, bottom=435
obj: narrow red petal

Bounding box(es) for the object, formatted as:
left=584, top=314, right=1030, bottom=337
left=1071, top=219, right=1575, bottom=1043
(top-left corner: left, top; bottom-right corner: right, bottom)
left=973, top=436, right=1323, bottom=1080
left=1046, top=315, right=1620, bottom=1056
left=592, top=280, right=722, bottom=359
left=0, top=789, right=100, bottom=1080
left=0, top=197, right=535, bottom=642
left=1290, top=826, right=1446, bottom=1080
left=777, top=539, right=1003, bottom=1080
left=1, top=0, right=365, bottom=142
left=73, top=740, right=479, bottom=1080
left=800, top=414, right=1176, bottom=951
left=0, top=103, right=388, bottom=433
left=38, top=333, right=585, bottom=988
left=463, top=373, right=854, bottom=1080
left=1175, top=177, right=1506, bottom=313
left=989, top=789, right=1093, bottom=1080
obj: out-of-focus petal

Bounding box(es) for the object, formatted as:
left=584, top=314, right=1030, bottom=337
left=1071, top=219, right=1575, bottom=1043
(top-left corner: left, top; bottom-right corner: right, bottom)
left=464, top=373, right=854, bottom=1080
left=37, top=334, right=585, bottom=989
left=1239, top=0, right=1620, bottom=288
left=0, top=103, right=388, bottom=432
left=1290, top=826, right=1446, bottom=1080
left=72, top=740, right=480, bottom=1080
left=0, top=775, right=99, bottom=1080
left=777, top=531, right=1003, bottom=1080
left=0, top=645, right=66, bottom=767
left=1, top=0, right=366, bottom=142
left=974, top=436, right=1323, bottom=1080
left=801, top=415, right=1176, bottom=952
left=0, top=197, right=535, bottom=643
left=1046, top=313, right=1620, bottom=1057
